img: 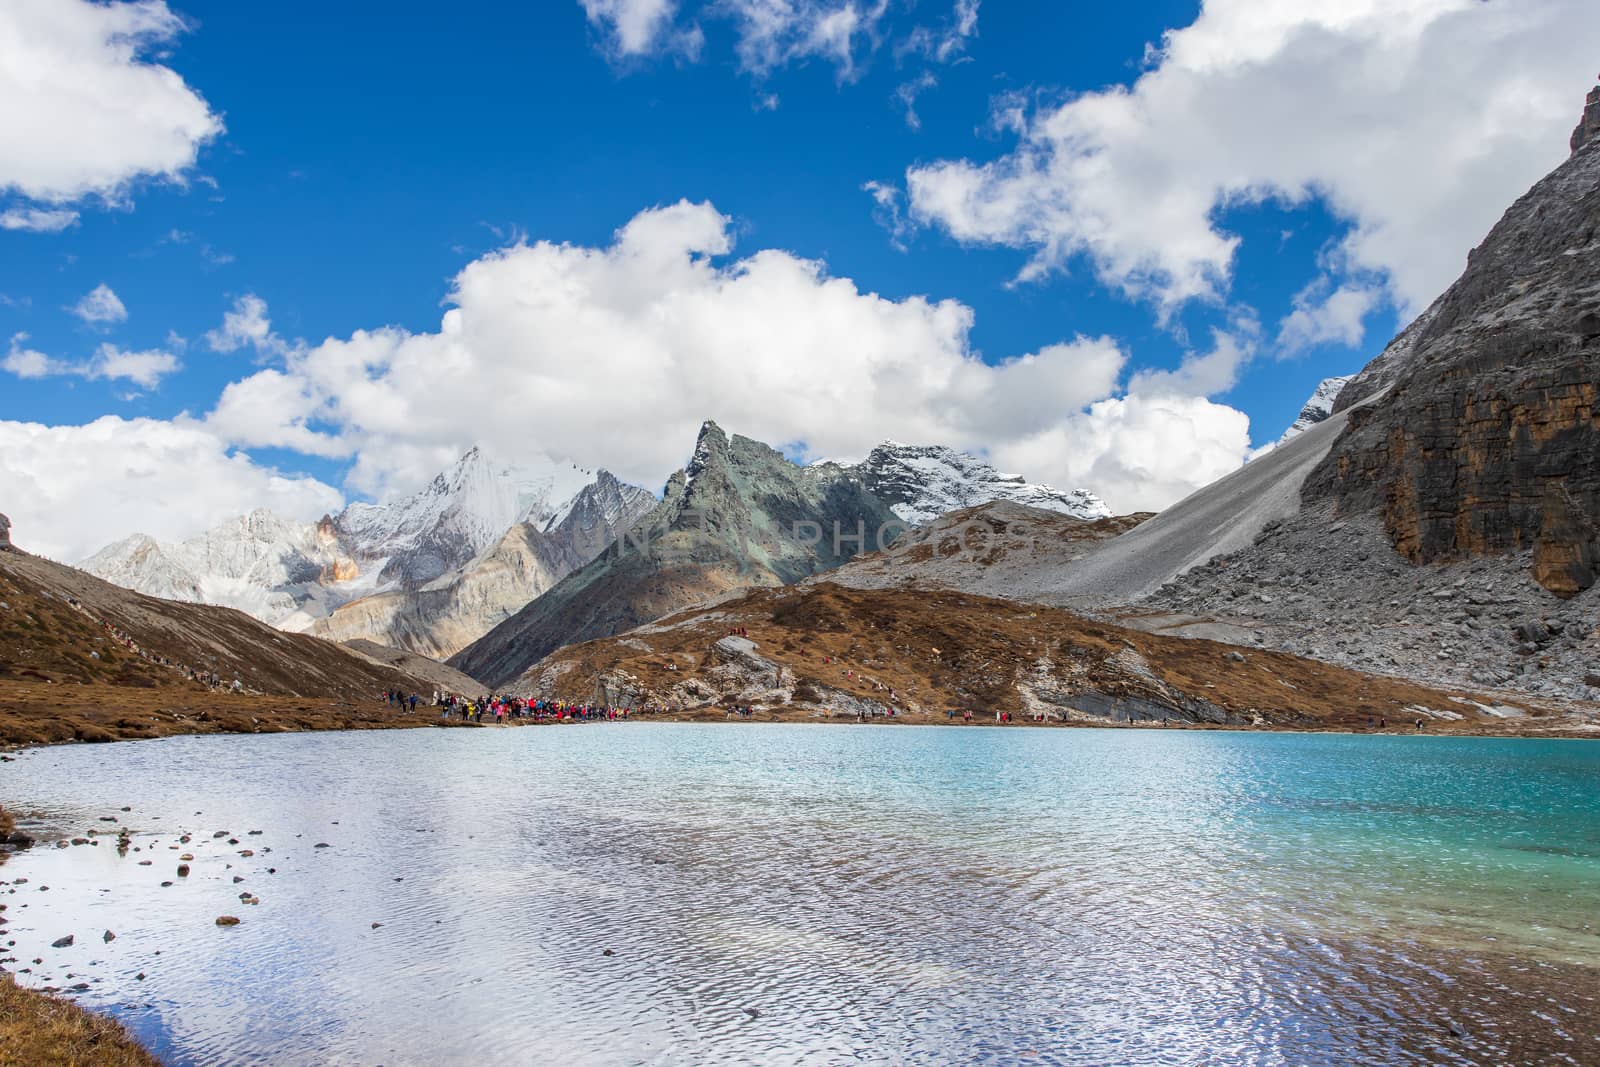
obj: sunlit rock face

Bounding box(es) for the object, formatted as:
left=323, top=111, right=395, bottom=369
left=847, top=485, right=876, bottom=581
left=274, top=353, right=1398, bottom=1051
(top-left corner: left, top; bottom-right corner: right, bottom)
left=1309, top=91, right=1600, bottom=598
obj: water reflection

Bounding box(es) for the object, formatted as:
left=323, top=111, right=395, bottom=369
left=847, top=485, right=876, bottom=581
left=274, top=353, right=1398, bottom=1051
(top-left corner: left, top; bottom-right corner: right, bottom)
left=2, top=725, right=1597, bottom=1065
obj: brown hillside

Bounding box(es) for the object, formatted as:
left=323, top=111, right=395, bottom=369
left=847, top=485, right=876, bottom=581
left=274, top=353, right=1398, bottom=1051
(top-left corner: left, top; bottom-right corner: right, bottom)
left=517, top=583, right=1582, bottom=733
left=0, top=540, right=481, bottom=745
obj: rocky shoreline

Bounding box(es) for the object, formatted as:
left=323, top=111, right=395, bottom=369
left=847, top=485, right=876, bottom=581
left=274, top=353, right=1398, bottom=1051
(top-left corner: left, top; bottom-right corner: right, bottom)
left=0, top=804, right=161, bottom=1066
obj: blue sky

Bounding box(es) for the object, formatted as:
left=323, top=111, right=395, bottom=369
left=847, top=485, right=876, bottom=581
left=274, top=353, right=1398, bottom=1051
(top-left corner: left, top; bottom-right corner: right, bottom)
left=2, top=0, right=1596, bottom=561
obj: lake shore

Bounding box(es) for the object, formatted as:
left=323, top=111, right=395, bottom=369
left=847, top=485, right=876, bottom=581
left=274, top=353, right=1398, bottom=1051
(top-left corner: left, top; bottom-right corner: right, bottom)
left=0, top=804, right=162, bottom=1067
left=3, top=678, right=1597, bottom=752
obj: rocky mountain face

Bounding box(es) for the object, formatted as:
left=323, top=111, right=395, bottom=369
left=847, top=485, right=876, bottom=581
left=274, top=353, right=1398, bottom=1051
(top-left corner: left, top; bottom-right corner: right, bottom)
left=1573, top=86, right=1600, bottom=154
left=1306, top=96, right=1600, bottom=598
left=1120, top=91, right=1600, bottom=708
left=307, top=472, right=655, bottom=659
left=1276, top=376, right=1353, bottom=445
left=841, top=443, right=1110, bottom=525
left=81, top=451, right=653, bottom=655
left=450, top=421, right=899, bottom=689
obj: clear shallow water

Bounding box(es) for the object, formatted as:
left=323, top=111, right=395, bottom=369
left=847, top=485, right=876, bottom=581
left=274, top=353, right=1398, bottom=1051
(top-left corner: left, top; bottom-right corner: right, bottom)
left=2, top=725, right=1597, bottom=1066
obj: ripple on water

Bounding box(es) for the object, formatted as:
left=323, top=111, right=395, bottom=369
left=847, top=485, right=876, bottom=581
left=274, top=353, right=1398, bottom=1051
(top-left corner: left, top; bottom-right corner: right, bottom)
left=0, top=724, right=1597, bottom=1066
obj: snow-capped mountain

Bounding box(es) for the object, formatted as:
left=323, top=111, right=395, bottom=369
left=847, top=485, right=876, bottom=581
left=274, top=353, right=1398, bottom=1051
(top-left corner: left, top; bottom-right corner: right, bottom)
left=842, top=443, right=1112, bottom=526
left=307, top=471, right=657, bottom=659
left=334, top=447, right=598, bottom=588
left=82, top=509, right=361, bottom=628
left=81, top=450, right=655, bottom=647
left=1277, top=375, right=1353, bottom=446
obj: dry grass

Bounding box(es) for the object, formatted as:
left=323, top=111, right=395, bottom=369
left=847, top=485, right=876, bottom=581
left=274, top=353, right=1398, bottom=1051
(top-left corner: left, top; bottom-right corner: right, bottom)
left=529, top=582, right=1594, bottom=735
left=0, top=973, right=161, bottom=1067
left=0, top=680, right=468, bottom=748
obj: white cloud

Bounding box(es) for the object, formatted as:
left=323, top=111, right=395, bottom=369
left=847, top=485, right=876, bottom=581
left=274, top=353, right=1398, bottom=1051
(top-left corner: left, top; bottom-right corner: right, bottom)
left=3, top=335, right=71, bottom=379
left=0, top=416, right=341, bottom=562
left=2, top=334, right=179, bottom=389
left=204, top=294, right=288, bottom=357
left=202, top=200, right=1250, bottom=514
left=71, top=283, right=128, bottom=326
left=992, top=394, right=1253, bottom=514
left=579, top=0, right=965, bottom=83
left=902, top=0, right=1600, bottom=315
left=0, top=0, right=222, bottom=205
left=1128, top=328, right=1254, bottom=398
left=1277, top=281, right=1382, bottom=353
left=724, top=0, right=890, bottom=81
left=85, top=343, right=179, bottom=388
left=894, top=71, right=937, bottom=130
left=898, top=0, right=979, bottom=64
left=580, top=0, right=702, bottom=59
left=0, top=207, right=80, bottom=233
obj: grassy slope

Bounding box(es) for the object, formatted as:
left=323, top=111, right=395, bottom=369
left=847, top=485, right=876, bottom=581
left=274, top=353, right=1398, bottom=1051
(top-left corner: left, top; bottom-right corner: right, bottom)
left=524, top=582, right=1590, bottom=734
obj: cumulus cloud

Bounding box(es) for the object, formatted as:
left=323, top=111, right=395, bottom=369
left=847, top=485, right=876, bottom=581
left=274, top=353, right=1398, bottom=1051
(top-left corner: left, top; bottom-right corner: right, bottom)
left=71, top=283, right=128, bottom=326
left=84, top=344, right=180, bottom=388
left=1277, top=281, right=1383, bottom=353
left=0, top=0, right=222, bottom=206
left=0, top=207, right=80, bottom=233
left=1, top=334, right=179, bottom=389
left=992, top=394, right=1253, bottom=514
left=3, top=335, right=71, bottom=379
left=901, top=0, right=1600, bottom=315
left=1128, top=328, right=1255, bottom=399
left=202, top=200, right=1250, bottom=513
left=0, top=416, right=341, bottom=562
left=204, top=294, right=289, bottom=357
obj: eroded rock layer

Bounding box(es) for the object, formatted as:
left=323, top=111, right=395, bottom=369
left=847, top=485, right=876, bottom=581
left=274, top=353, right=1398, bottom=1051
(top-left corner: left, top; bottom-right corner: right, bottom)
left=1307, top=102, right=1600, bottom=597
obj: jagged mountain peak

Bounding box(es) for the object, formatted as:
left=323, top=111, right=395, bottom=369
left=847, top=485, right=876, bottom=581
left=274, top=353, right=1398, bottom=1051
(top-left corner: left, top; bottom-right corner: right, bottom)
left=1277, top=375, right=1353, bottom=446
left=1571, top=84, right=1600, bottom=154
left=849, top=441, right=1111, bottom=525
left=686, top=420, right=730, bottom=481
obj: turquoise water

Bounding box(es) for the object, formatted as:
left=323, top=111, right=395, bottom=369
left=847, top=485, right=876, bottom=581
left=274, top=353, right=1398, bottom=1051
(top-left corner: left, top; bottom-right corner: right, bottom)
left=2, top=725, right=1597, bottom=1065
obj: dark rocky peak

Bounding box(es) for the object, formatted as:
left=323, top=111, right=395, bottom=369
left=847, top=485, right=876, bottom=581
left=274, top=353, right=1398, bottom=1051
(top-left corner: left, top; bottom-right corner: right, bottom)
left=1573, top=84, right=1600, bottom=154
left=0, top=512, right=10, bottom=551
left=686, top=420, right=729, bottom=481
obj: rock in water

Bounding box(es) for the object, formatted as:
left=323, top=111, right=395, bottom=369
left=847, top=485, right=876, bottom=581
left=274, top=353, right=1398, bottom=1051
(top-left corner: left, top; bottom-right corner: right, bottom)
left=51, top=935, right=73, bottom=949
left=215, top=916, right=241, bottom=927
